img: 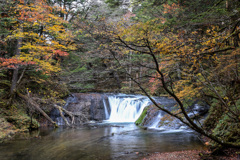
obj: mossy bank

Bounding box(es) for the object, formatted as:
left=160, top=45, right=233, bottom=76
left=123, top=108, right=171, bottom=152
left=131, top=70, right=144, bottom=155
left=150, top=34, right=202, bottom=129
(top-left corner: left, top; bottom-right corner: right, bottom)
left=0, top=108, right=39, bottom=143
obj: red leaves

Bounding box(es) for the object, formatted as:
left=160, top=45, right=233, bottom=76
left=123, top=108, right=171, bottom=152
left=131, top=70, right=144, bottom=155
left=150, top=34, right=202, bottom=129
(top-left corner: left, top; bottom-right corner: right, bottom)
left=0, top=58, right=35, bottom=69
left=53, top=50, right=69, bottom=56
left=2, top=0, right=73, bottom=74
left=163, top=3, right=181, bottom=14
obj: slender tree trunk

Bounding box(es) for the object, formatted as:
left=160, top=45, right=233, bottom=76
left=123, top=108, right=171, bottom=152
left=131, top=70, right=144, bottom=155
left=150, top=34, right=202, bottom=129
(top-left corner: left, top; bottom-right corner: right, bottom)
left=10, top=37, right=22, bottom=96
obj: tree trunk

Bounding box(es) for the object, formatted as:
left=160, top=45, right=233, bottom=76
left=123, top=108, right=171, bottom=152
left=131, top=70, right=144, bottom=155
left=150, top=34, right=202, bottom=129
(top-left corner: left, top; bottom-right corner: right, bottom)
left=10, top=38, right=22, bottom=95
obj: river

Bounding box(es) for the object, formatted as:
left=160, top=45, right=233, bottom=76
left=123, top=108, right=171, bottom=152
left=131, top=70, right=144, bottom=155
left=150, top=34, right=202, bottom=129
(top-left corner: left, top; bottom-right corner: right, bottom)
left=0, top=123, right=204, bottom=160
left=0, top=93, right=206, bottom=159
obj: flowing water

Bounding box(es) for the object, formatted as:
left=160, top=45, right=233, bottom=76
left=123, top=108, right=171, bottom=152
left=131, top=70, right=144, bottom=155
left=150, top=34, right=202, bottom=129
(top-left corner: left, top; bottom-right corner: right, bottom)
left=0, top=94, right=205, bottom=159
left=105, top=94, right=152, bottom=123
left=0, top=124, right=204, bottom=160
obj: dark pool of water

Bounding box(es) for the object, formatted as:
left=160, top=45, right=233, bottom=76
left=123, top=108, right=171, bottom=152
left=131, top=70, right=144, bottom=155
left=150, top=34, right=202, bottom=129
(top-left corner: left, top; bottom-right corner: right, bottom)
left=0, top=123, right=204, bottom=160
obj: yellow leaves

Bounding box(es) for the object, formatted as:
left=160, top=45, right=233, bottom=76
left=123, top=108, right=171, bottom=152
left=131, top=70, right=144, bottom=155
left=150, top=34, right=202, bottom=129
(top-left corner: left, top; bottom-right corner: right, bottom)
left=5, top=0, right=75, bottom=76
left=46, top=25, right=64, bottom=34
left=14, top=32, right=24, bottom=38
left=175, top=80, right=202, bottom=100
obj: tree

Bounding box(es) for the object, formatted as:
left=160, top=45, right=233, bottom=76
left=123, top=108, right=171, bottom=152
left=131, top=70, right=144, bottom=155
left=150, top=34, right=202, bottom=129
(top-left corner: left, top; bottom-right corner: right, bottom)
left=0, top=0, right=76, bottom=126
left=84, top=0, right=240, bottom=149
left=1, top=0, right=75, bottom=93
left=59, top=0, right=131, bottom=93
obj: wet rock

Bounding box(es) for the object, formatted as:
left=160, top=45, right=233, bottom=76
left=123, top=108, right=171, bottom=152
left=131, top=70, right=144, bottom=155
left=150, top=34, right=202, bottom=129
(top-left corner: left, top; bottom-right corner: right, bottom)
left=141, top=106, right=159, bottom=127
left=138, top=101, right=209, bottom=130
left=69, top=93, right=109, bottom=121
left=51, top=93, right=110, bottom=125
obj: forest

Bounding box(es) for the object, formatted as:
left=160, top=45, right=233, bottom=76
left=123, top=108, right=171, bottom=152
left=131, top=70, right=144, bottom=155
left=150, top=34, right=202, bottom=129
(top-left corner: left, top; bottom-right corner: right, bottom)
left=0, top=0, right=240, bottom=159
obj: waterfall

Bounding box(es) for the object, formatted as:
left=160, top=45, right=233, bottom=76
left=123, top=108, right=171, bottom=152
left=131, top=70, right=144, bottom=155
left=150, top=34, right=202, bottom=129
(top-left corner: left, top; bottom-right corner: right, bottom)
left=148, top=111, right=162, bottom=129
left=103, top=99, right=110, bottom=120
left=104, top=94, right=151, bottom=123
left=52, top=93, right=205, bottom=131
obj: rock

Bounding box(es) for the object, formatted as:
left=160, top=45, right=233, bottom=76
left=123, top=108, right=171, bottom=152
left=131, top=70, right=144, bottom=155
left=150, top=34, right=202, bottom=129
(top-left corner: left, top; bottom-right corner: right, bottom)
left=71, top=93, right=108, bottom=121
left=51, top=93, right=110, bottom=125
left=0, top=118, right=17, bottom=142
left=137, top=101, right=209, bottom=130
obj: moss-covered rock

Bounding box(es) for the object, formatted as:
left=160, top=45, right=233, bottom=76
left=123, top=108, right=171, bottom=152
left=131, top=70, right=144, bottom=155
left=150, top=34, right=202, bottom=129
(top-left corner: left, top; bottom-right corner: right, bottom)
left=0, top=108, right=40, bottom=143
left=135, top=107, right=148, bottom=126
left=6, top=111, right=39, bottom=131
left=0, top=117, right=16, bottom=143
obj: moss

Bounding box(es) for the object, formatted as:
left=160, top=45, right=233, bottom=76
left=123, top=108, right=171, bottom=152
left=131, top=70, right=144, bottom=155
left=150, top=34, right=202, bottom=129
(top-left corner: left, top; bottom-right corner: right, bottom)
left=0, top=118, right=16, bottom=143
left=204, top=101, right=240, bottom=147
left=212, top=114, right=240, bottom=145
left=135, top=107, right=148, bottom=126
left=204, top=102, right=226, bottom=131
left=6, top=111, right=40, bottom=131
left=0, top=104, right=40, bottom=143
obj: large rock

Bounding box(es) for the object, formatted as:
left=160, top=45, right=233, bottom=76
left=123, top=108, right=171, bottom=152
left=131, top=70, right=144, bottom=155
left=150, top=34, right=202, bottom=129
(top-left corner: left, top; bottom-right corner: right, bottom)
left=137, top=101, right=209, bottom=130
left=51, top=93, right=110, bottom=125
left=70, top=93, right=108, bottom=121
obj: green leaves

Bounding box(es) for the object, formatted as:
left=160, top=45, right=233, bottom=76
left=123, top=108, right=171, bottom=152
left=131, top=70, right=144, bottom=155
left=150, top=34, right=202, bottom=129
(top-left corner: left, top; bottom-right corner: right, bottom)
left=105, top=0, right=122, bottom=8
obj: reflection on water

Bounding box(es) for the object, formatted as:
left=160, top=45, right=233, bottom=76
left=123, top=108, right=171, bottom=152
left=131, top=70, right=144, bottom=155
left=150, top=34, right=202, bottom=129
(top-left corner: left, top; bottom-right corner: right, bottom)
left=0, top=123, right=204, bottom=160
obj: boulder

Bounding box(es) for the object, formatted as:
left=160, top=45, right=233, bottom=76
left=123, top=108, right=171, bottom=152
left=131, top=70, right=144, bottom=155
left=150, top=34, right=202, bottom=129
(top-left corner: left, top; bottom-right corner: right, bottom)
left=51, top=93, right=110, bottom=125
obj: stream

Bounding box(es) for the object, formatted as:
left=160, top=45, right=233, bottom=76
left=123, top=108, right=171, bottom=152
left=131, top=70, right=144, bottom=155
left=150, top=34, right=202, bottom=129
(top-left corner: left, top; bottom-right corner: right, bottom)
left=0, top=94, right=206, bottom=159
left=0, top=123, right=204, bottom=160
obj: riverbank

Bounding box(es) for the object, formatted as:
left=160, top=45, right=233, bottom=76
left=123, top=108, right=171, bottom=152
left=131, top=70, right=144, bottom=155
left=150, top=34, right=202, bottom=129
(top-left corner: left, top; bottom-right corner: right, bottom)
left=0, top=108, right=40, bottom=143
left=142, top=149, right=240, bottom=160
left=0, top=118, right=17, bottom=143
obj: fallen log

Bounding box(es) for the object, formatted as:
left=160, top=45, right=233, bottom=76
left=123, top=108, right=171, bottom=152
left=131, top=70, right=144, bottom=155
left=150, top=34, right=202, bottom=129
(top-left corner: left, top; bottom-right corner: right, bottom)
left=17, top=92, right=58, bottom=128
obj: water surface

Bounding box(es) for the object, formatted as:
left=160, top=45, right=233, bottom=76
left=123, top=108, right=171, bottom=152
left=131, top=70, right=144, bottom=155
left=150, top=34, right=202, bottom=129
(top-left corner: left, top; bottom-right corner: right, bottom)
left=0, top=123, right=204, bottom=160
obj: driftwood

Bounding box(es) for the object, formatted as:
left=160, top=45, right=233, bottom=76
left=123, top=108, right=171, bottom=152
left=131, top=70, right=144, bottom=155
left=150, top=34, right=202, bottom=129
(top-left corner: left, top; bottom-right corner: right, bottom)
left=53, top=104, right=89, bottom=126
left=53, top=104, right=71, bottom=126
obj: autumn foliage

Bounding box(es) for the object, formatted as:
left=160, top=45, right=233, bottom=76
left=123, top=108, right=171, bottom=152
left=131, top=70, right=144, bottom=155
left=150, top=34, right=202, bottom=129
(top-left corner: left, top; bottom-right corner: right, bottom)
left=1, top=0, right=75, bottom=73
left=91, top=0, right=240, bottom=148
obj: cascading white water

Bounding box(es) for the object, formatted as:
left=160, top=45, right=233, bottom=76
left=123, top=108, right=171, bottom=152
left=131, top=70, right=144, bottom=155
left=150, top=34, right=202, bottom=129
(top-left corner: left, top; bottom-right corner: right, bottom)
left=148, top=111, right=162, bottom=129
left=103, top=99, right=110, bottom=120
left=103, top=94, right=191, bottom=131
left=105, top=94, right=151, bottom=123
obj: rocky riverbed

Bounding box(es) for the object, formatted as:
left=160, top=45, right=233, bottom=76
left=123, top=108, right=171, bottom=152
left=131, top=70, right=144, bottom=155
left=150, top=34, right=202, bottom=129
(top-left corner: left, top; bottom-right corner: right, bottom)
left=142, top=149, right=240, bottom=160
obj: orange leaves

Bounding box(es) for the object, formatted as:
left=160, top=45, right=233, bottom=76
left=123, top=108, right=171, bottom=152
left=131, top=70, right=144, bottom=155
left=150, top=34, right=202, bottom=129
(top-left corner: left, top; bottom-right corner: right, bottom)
left=53, top=50, right=69, bottom=57
left=17, top=2, right=50, bottom=23
left=0, top=57, right=35, bottom=69
left=163, top=3, right=181, bottom=14
left=2, top=0, right=75, bottom=74
left=19, top=0, right=24, bottom=4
